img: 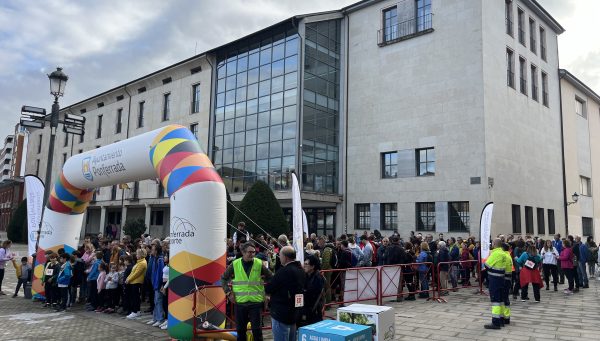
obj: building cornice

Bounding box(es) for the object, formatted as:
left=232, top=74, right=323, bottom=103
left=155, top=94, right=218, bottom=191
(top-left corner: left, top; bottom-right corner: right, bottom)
left=560, top=69, right=600, bottom=104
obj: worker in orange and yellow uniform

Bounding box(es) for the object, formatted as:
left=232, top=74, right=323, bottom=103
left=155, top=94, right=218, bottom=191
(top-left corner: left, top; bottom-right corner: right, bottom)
left=501, top=243, right=514, bottom=325
left=483, top=238, right=510, bottom=329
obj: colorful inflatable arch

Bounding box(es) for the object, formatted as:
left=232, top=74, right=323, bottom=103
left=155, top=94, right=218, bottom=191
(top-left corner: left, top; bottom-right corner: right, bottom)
left=32, top=125, right=226, bottom=340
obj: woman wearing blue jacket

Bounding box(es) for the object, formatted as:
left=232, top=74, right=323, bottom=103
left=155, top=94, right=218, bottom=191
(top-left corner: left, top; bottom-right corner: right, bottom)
left=417, top=242, right=431, bottom=298
left=517, top=244, right=543, bottom=302
left=57, top=253, right=73, bottom=312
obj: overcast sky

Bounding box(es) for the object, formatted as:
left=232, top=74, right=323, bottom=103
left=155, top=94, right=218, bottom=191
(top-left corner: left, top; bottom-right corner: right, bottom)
left=1, top=0, right=598, bottom=143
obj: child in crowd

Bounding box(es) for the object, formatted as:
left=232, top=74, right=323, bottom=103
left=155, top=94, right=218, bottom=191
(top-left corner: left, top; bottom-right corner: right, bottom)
left=119, top=255, right=134, bottom=316
left=85, top=251, right=103, bottom=311
left=159, top=254, right=169, bottom=330
left=70, top=252, right=85, bottom=306
left=95, top=262, right=107, bottom=312
left=42, top=253, right=60, bottom=308
left=13, top=257, right=31, bottom=298
left=56, top=253, right=72, bottom=311
left=103, top=263, right=119, bottom=313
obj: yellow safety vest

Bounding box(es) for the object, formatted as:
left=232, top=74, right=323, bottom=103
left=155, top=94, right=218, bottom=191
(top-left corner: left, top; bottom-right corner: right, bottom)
left=232, top=258, right=265, bottom=303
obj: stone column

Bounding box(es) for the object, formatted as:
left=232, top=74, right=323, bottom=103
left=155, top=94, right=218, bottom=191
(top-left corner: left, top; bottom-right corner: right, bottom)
left=144, top=203, right=151, bottom=234
left=99, top=206, right=107, bottom=236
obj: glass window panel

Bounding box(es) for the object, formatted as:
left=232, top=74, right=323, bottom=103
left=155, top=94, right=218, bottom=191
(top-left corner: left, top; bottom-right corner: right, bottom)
left=234, top=147, right=244, bottom=162
left=216, top=93, right=225, bottom=107
left=237, top=56, right=248, bottom=73
left=247, top=83, right=258, bottom=99
left=259, top=95, right=271, bottom=112
left=236, top=72, right=247, bottom=87
left=225, top=89, right=236, bottom=105
left=248, top=68, right=259, bottom=84
left=245, top=145, right=256, bottom=160
left=283, top=105, right=296, bottom=122
left=217, top=65, right=226, bottom=79
left=260, top=48, right=271, bottom=65
left=214, top=135, right=223, bottom=150
left=271, top=108, right=283, bottom=125
left=285, top=38, right=298, bottom=57
left=246, top=129, right=257, bottom=145
left=259, top=80, right=271, bottom=97
left=427, top=162, right=435, bottom=174
left=225, top=104, right=235, bottom=120
left=214, top=150, right=222, bottom=164
left=224, top=119, right=234, bottom=134
left=226, top=75, right=236, bottom=90
left=284, top=72, right=297, bottom=90
left=428, top=149, right=436, bottom=161
left=271, top=92, right=283, bottom=109
left=260, top=64, right=271, bottom=80
left=258, top=112, right=270, bottom=128
left=282, top=138, right=295, bottom=156
left=235, top=102, right=246, bottom=116
left=215, top=121, right=224, bottom=136
left=285, top=55, right=298, bottom=74
left=235, top=116, right=246, bottom=132
left=247, top=99, right=258, bottom=114
left=272, top=75, right=284, bottom=93
left=257, top=143, right=269, bottom=159
left=215, top=106, right=225, bottom=121
left=226, top=60, right=236, bottom=76
left=284, top=88, right=297, bottom=106
left=270, top=124, right=282, bottom=141
left=272, top=43, right=285, bottom=61
left=282, top=156, right=295, bottom=171
left=257, top=127, right=269, bottom=143
left=223, top=149, right=233, bottom=163
left=257, top=159, right=268, bottom=175
left=283, top=122, right=296, bottom=139
left=245, top=161, right=256, bottom=172
left=270, top=141, right=282, bottom=157
left=270, top=157, right=282, bottom=171
left=246, top=114, right=257, bottom=130
left=248, top=53, right=259, bottom=69
left=236, top=87, right=247, bottom=103
left=223, top=134, right=234, bottom=149
left=272, top=59, right=284, bottom=77
left=217, top=79, right=225, bottom=93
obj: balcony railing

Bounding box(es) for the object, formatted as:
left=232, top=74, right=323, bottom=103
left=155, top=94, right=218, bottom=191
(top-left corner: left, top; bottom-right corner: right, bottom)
left=378, top=13, right=434, bottom=46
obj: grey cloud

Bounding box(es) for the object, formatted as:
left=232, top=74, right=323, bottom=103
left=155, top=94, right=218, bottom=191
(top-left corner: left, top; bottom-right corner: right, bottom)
left=568, top=48, right=600, bottom=92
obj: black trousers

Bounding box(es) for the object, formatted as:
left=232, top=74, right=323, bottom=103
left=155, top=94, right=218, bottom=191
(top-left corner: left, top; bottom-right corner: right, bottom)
left=122, top=284, right=131, bottom=312
left=88, top=280, right=98, bottom=308
left=14, top=278, right=27, bottom=296
left=521, top=283, right=540, bottom=301
left=564, top=268, right=576, bottom=291
left=235, top=302, right=263, bottom=341
left=130, top=284, right=142, bottom=313
left=542, top=264, right=558, bottom=287
left=60, top=287, right=69, bottom=309
left=0, top=268, right=4, bottom=292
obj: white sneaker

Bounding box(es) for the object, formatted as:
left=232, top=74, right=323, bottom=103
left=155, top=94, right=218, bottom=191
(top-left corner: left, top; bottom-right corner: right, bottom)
left=160, top=321, right=168, bottom=330
left=146, top=320, right=156, bottom=325
left=126, top=312, right=140, bottom=319
left=152, top=321, right=162, bottom=327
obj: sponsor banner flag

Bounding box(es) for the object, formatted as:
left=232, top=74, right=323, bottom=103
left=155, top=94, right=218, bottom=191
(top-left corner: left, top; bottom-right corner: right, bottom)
left=292, top=173, right=304, bottom=264
left=480, top=202, right=494, bottom=260
left=24, top=175, right=44, bottom=257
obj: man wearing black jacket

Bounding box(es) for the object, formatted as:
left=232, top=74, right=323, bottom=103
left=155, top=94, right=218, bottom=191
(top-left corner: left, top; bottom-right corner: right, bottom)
left=265, top=246, right=305, bottom=341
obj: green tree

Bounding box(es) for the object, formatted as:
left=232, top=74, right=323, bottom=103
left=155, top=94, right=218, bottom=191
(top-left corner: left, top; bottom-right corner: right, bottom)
left=231, top=181, right=289, bottom=238
left=123, top=217, right=147, bottom=239
left=7, top=199, right=27, bottom=243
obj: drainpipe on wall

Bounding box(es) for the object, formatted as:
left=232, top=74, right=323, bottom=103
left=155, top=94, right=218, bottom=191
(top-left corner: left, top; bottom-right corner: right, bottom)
left=123, top=86, right=132, bottom=139
left=558, top=70, right=568, bottom=235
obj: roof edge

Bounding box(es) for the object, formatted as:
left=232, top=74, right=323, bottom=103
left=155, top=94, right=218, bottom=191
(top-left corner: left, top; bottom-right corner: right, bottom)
left=560, top=69, right=600, bottom=104
left=523, top=0, right=565, bottom=34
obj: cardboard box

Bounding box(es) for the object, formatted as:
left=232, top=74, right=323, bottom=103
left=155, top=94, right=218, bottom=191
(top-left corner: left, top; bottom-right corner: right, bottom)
left=337, top=304, right=395, bottom=341
left=298, top=320, right=372, bottom=341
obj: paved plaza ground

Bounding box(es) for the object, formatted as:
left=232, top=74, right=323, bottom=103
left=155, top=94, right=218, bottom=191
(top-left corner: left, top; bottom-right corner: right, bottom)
left=1, top=242, right=600, bottom=340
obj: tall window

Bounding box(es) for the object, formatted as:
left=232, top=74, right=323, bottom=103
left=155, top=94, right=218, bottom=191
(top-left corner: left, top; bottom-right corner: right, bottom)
left=416, top=0, right=432, bottom=32
left=158, top=182, right=165, bottom=198
left=162, top=93, right=170, bottom=121
left=79, top=132, right=84, bottom=143
left=381, top=151, right=398, bottom=178
left=517, top=8, right=525, bottom=45
left=416, top=202, right=435, bottom=231
left=63, top=132, right=69, bottom=147
left=381, top=203, right=397, bottom=230
left=582, top=217, right=594, bottom=237
left=537, top=208, right=545, bottom=235
left=62, top=153, right=67, bottom=166
left=519, top=57, right=527, bottom=95
left=539, top=26, right=547, bottom=61
left=512, top=204, right=521, bottom=233
left=37, top=135, right=42, bottom=154
left=548, top=209, right=555, bottom=234
left=529, top=18, right=536, bottom=53
left=541, top=71, right=549, bottom=107
left=531, top=64, right=538, bottom=101
left=355, top=204, right=371, bottom=230
left=111, top=185, right=117, bottom=201
left=132, top=181, right=139, bottom=199
left=137, top=101, right=145, bottom=128
left=383, top=6, right=398, bottom=42
left=581, top=176, right=592, bottom=196
left=505, top=0, right=513, bottom=36
left=448, top=202, right=469, bottom=232
left=192, top=84, right=201, bottom=113
left=416, top=147, right=435, bottom=176
left=575, top=98, right=586, bottom=118
left=507, top=48, right=515, bottom=88
left=96, top=115, right=103, bottom=138
left=35, top=159, right=40, bottom=176
left=190, top=123, right=198, bottom=140
left=116, top=108, right=123, bottom=134
left=525, top=206, right=533, bottom=234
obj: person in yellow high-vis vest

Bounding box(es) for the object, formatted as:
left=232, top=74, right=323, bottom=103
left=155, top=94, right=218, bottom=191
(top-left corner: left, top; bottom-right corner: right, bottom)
left=501, top=243, right=514, bottom=325
left=222, top=242, right=273, bottom=341
left=483, top=239, right=510, bottom=329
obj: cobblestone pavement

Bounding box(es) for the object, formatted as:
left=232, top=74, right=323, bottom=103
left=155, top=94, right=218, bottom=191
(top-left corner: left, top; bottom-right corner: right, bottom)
left=1, top=242, right=600, bottom=340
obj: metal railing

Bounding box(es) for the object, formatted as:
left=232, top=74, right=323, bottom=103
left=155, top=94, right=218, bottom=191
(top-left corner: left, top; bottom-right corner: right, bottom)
left=378, top=13, right=434, bottom=46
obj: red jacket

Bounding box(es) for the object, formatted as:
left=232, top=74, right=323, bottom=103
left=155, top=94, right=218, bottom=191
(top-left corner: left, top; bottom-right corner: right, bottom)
left=558, top=247, right=575, bottom=269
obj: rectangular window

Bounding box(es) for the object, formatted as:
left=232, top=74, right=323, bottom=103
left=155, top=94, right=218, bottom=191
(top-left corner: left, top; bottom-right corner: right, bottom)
left=96, top=114, right=103, bottom=138
left=37, top=135, right=42, bottom=154
left=537, top=207, right=545, bottom=235
left=531, top=64, right=538, bottom=101
left=78, top=149, right=83, bottom=154
left=548, top=209, right=555, bottom=234
left=158, top=182, right=165, bottom=198
left=116, top=108, right=123, bottom=134
left=137, top=101, right=145, bottom=128
left=62, top=153, right=67, bottom=166
left=381, top=151, right=398, bottom=178
left=132, top=181, right=139, bottom=199
left=505, top=0, right=513, bottom=36
left=35, top=159, right=40, bottom=176
left=355, top=204, right=371, bottom=230
left=416, top=202, right=436, bottom=231
left=380, top=203, right=397, bottom=230
left=79, top=132, right=84, bottom=143
left=416, top=147, right=435, bottom=176
left=192, top=84, right=201, bottom=113
left=162, top=93, right=170, bottom=121
left=507, top=48, right=515, bottom=88
left=448, top=202, right=469, bottom=232
left=382, top=6, right=398, bottom=42
left=519, top=57, right=527, bottom=95
left=540, top=26, right=547, bottom=61
left=525, top=206, right=533, bottom=234
left=190, top=123, right=198, bottom=140
left=518, top=7, right=525, bottom=45
left=541, top=71, right=549, bottom=107
left=416, top=0, right=432, bottom=32
left=576, top=98, right=586, bottom=118
left=151, top=210, right=164, bottom=226
left=512, top=204, right=521, bottom=233
left=111, top=185, right=117, bottom=201
left=529, top=18, right=536, bottom=54
left=582, top=217, right=594, bottom=237
left=63, top=132, right=69, bottom=147
left=580, top=176, right=592, bottom=196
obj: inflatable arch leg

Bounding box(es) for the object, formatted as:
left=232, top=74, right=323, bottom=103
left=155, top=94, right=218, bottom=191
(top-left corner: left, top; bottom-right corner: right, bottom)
left=32, top=124, right=226, bottom=340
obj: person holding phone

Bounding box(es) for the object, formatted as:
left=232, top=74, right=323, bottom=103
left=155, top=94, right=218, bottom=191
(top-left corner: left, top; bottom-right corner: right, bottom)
left=0, top=240, right=14, bottom=295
